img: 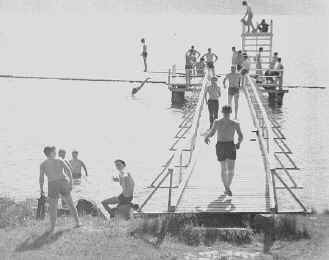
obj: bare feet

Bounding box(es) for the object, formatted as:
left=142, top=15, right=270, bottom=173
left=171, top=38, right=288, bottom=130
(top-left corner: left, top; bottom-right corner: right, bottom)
left=74, top=223, right=83, bottom=228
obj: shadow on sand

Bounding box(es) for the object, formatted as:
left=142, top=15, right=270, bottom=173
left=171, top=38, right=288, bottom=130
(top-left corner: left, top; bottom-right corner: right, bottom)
left=16, top=228, right=71, bottom=252
left=207, top=195, right=236, bottom=212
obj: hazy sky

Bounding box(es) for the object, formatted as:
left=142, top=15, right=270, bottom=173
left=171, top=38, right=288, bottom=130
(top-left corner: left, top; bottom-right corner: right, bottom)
left=0, top=0, right=328, bottom=14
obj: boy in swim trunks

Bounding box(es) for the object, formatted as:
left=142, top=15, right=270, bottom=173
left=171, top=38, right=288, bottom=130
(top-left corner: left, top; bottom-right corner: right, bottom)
left=205, top=77, right=221, bottom=128
left=39, top=146, right=81, bottom=232
left=240, top=54, right=251, bottom=87
left=185, top=53, right=194, bottom=87
left=223, top=66, right=242, bottom=120
left=186, top=46, right=201, bottom=75
left=201, top=48, right=218, bottom=78
left=236, top=50, right=244, bottom=71
left=58, top=149, right=72, bottom=170
left=241, top=1, right=256, bottom=33
left=204, top=106, right=243, bottom=196
left=196, top=57, right=206, bottom=77
left=231, top=46, right=239, bottom=67
left=141, top=38, right=148, bottom=72
left=101, top=160, right=136, bottom=217
left=70, top=150, right=88, bottom=179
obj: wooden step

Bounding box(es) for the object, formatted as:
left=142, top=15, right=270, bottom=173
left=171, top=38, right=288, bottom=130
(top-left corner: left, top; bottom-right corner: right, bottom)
left=244, top=44, right=271, bottom=47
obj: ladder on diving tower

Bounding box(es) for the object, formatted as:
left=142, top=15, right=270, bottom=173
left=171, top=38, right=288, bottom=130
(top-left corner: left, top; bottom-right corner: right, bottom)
left=241, top=20, right=273, bottom=74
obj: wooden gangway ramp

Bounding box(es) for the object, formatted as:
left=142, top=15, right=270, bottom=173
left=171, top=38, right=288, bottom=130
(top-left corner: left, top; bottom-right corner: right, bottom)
left=138, top=72, right=308, bottom=215
left=175, top=88, right=272, bottom=213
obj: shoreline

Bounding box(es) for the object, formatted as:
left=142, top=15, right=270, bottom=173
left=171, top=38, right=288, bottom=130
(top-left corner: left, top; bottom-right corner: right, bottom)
left=1, top=197, right=329, bottom=259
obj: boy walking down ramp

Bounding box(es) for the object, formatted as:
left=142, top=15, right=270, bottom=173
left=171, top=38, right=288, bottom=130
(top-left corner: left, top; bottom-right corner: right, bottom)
left=204, top=106, right=243, bottom=196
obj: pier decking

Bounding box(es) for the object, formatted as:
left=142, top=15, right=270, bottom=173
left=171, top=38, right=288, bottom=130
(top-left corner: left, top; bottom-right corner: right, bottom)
left=136, top=21, right=306, bottom=216
left=175, top=91, right=272, bottom=213
left=138, top=73, right=307, bottom=215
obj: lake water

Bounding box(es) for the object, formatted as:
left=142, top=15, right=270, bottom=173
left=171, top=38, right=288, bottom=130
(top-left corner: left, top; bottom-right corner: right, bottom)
left=0, top=2, right=328, bottom=212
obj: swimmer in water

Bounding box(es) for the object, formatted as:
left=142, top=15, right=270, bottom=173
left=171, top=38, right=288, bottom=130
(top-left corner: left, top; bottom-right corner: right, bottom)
left=39, top=146, right=81, bottom=232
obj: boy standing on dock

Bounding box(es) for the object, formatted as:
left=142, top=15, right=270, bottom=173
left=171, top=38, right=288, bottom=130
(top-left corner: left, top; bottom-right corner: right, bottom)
left=204, top=106, right=243, bottom=196
left=141, top=38, right=148, bottom=72
left=201, top=48, right=218, bottom=78
left=39, top=146, right=81, bottom=232
left=231, top=46, right=239, bottom=68
left=223, top=66, right=242, bottom=120
left=185, top=53, right=194, bottom=87
left=204, top=77, right=221, bottom=128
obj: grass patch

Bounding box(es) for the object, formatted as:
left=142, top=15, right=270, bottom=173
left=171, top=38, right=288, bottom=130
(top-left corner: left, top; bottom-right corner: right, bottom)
left=274, top=215, right=310, bottom=240
left=130, top=214, right=253, bottom=247
left=0, top=197, right=34, bottom=229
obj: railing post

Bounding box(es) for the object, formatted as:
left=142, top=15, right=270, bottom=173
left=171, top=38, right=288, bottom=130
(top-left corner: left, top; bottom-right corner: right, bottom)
left=168, top=69, right=171, bottom=85
left=179, top=152, right=183, bottom=184
left=167, top=168, right=174, bottom=212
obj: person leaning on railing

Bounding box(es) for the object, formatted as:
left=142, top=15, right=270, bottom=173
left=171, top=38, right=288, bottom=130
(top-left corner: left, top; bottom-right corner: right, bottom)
left=271, top=57, right=284, bottom=89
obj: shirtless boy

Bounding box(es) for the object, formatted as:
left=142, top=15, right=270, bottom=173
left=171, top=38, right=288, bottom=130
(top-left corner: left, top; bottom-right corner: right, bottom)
left=69, top=150, right=88, bottom=179
left=58, top=149, right=72, bottom=170
left=141, top=38, right=148, bottom=72
left=201, top=48, right=218, bottom=77
left=241, top=1, right=256, bottom=33
left=185, top=53, right=194, bottom=87
left=39, top=146, right=81, bottom=232
left=101, top=160, right=136, bottom=217
left=204, top=106, right=243, bottom=196
left=205, top=77, right=221, bottom=128
left=223, top=66, right=242, bottom=119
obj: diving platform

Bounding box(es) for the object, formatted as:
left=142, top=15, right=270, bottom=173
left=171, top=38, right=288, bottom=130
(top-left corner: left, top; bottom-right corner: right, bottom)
left=241, top=20, right=287, bottom=106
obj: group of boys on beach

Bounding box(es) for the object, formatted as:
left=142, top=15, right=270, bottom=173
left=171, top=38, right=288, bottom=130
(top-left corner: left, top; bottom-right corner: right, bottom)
left=40, top=146, right=135, bottom=232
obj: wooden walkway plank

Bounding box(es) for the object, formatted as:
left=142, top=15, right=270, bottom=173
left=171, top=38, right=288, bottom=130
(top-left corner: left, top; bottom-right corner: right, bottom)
left=175, top=90, right=272, bottom=213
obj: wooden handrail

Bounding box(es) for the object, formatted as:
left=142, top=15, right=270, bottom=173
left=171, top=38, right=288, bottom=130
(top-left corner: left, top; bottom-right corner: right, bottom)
left=244, top=75, right=277, bottom=211
left=139, top=167, right=175, bottom=212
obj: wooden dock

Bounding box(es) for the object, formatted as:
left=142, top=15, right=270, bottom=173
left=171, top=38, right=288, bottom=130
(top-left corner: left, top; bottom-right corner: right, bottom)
left=138, top=73, right=307, bottom=215
left=175, top=91, right=272, bottom=213
left=136, top=21, right=307, bottom=216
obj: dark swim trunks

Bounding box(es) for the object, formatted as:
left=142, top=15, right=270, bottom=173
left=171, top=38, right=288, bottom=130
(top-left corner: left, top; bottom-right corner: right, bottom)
left=228, top=87, right=240, bottom=96
left=118, top=193, right=133, bottom=206
left=48, top=179, right=71, bottom=199
left=185, top=64, right=193, bottom=70
left=142, top=52, right=148, bottom=58
left=241, top=69, right=249, bottom=75
left=216, top=141, right=237, bottom=161
left=207, top=61, right=214, bottom=69
left=72, top=172, right=82, bottom=179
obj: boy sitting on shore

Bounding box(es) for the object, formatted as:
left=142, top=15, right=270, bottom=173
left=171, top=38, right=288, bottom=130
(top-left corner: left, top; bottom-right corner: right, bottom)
left=101, top=160, right=138, bottom=219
